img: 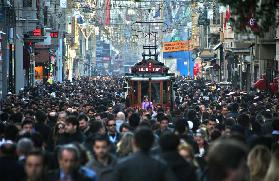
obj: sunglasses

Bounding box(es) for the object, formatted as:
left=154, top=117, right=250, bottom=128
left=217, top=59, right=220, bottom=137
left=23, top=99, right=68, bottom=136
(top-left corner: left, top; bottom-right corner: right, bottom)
left=108, top=124, right=116, bottom=127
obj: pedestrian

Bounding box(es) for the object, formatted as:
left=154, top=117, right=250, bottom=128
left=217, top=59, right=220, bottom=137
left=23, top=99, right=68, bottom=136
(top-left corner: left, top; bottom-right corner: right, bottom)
left=56, top=116, right=85, bottom=145
left=263, top=149, right=279, bottom=181
left=154, top=116, right=171, bottom=137
left=17, top=138, right=34, bottom=165
left=247, top=145, right=271, bottom=181
left=159, top=132, right=197, bottom=181
left=115, top=112, right=125, bottom=133
left=0, top=141, right=25, bottom=181
left=206, top=138, right=249, bottom=181
left=178, top=142, right=199, bottom=168
left=86, top=135, right=117, bottom=181
left=116, top=132, right=134, bottom=158
left=23, top=150, right=47, bottom=181
left=114, top=126, right=177, bottom=181
left=46, top=144, right=91, bottom=181
left=78, top=114, right=91, bottom=138
left=106, top=118, right=121, bottom=145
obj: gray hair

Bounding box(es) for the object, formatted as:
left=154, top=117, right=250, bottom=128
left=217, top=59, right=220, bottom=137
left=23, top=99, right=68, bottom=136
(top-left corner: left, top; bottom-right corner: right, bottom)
left=17, top=138, right=34, bottom=156
left=116, top=112, right=125, bottom=121
left=57, top=144, right=80, bottom=161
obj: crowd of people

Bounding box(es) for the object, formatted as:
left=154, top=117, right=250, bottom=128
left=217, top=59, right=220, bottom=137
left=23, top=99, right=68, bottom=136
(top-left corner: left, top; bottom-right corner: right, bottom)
left=0, top=76, right=279, bottom=181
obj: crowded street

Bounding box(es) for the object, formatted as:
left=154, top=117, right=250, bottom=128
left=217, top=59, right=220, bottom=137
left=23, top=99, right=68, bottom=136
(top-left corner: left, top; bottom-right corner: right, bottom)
left=0, top=76, right=278, bottom=181
left=1, top=0, right=279, bottom=181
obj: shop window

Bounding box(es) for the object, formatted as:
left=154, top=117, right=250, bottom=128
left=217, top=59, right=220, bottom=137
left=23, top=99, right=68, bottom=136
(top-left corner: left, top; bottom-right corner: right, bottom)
left=23, top=0, right=32, bottom=7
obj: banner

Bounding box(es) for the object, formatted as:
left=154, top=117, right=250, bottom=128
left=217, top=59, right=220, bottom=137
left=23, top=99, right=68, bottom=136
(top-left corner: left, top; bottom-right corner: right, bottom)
left=60, top=0, right=67, bottom=8
left=163, top=41, right=193, bottom=52
left=105, top=0, right=110, bottom=26
left=0, top=33, right=2, bottom=61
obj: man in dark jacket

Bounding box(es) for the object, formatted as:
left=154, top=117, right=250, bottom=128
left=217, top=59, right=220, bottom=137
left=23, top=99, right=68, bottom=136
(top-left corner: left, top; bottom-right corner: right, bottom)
left=106, top=119, right=121, bottom=145
left=114, top=126, right=177, bottom=181
left=23, top=150, right=47, bottom=181
left=56, top=116, right=85, bottom=145
left=78, top=114, right=92, bottom=138
left=160, top=132, right=197, bottom=181
left=34, top=111, right=52, bottom=146
left=0, top=141, right=25, bottom=181
left=86, top=134, right=117, bottom=181
left=46, top=144, right=92, bottom=181
left=154, top=116, right=171, bottom=137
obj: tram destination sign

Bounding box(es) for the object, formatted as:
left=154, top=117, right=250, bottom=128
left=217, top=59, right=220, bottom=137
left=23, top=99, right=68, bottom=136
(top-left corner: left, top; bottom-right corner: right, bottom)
left=137, top=67, right=162, bottom=72
left=136, top=62, right=162, bottom=73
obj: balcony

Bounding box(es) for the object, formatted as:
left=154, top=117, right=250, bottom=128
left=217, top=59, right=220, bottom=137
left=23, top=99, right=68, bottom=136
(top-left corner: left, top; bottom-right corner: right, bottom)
left=209, top=25, right=220, bottom=35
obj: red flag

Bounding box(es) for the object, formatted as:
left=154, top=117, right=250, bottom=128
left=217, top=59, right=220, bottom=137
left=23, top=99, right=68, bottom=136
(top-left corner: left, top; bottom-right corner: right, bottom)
left=105, top=0, right=110, bottom=26
left=224, top=5, right=231, bottom=29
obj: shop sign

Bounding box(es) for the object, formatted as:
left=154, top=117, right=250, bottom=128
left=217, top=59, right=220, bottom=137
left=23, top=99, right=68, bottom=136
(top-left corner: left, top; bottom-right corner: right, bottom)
left=163, top=40, right=193, bottom=52
left=32, top=28, right=42, bottom=36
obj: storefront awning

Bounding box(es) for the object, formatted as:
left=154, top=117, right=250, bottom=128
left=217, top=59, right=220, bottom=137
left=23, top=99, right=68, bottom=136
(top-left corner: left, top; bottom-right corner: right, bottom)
left=200, top=50, right=215, bottom=61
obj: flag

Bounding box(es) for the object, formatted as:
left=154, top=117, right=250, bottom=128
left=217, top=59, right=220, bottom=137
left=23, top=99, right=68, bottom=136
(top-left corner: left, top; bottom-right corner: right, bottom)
left=224, top=5, right=231, bottom=29
left=105, top=0, right=110, bottom=26
left=154, top=8, right=160, bottom=18
left=248, top=17, right=260, bottom=33
left=125, top=8, right=130, bottom=21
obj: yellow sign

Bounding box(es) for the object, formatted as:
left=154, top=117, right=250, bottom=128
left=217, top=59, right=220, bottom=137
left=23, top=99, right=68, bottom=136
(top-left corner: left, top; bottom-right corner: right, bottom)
left=163, top=41, right=193, bottom=52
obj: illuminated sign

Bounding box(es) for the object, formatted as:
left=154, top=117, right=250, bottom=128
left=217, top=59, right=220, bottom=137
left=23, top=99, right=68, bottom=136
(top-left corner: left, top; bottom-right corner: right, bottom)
left=137, top=63, right=162, bottom=72
left=50, top=32, right=58, bottom=38
left=32, top=28, right=42, bottom=36
left=138, top=67, right=162, bottom=72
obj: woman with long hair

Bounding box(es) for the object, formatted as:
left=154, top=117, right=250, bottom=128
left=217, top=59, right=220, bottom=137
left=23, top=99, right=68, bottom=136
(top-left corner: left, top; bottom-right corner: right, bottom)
left=178, top=142, right=199, bottom=168
left=247, top=145, right=271, bottom=181
left=264, top=150, right=279, bottom=181
left=116, top=132, right=134, bottom=158
left=52, top=121, right=66, bottom=147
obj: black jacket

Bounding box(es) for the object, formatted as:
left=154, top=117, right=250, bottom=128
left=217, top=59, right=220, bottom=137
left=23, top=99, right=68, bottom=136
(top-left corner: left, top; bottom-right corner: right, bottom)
left=161, top=151, right=197, bottom=181
left=46, top=170, right=92, bottom=181
left=35, top=122, right=52, bottom=143
left=114, top=151, right=177, bottom=181
left=86, top=154, right=117, bottom=181
left=0, top=156, right=25, bottom=181
left=56, top=131, right=85, bottom=145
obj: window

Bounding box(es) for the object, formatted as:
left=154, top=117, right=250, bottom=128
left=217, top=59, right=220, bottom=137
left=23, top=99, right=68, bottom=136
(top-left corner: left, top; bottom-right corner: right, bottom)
left=23, top=0, right=32, bottom=7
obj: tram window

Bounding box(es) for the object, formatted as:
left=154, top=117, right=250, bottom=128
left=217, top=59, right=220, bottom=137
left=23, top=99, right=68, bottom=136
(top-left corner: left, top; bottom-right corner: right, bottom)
left=134, top=81, right=138, bottom=104
left=151, top=82, right=160, bottom=103
left=141, top=81, right=149, bottom=102
left=163, top=81, right=168, bottom=104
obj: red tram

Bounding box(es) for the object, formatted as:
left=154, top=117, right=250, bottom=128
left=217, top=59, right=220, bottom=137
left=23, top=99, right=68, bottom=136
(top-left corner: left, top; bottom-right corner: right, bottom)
left=125, top=57, right=175, bottom=110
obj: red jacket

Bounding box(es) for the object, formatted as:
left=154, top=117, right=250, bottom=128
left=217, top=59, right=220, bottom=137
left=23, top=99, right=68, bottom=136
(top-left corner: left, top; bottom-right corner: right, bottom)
left=254, top=79, right=267, bottom=90
left=270, top=79, right=278, bottom=93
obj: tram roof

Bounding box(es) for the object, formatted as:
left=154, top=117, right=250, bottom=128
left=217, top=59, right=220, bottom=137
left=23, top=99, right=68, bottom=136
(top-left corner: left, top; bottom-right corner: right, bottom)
left=125, top=76, right=174, bottom=81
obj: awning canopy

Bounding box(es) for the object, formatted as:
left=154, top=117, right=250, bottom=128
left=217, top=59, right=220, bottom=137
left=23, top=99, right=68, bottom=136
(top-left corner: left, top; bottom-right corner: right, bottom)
left=200, top=50, right=215, bottom=61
